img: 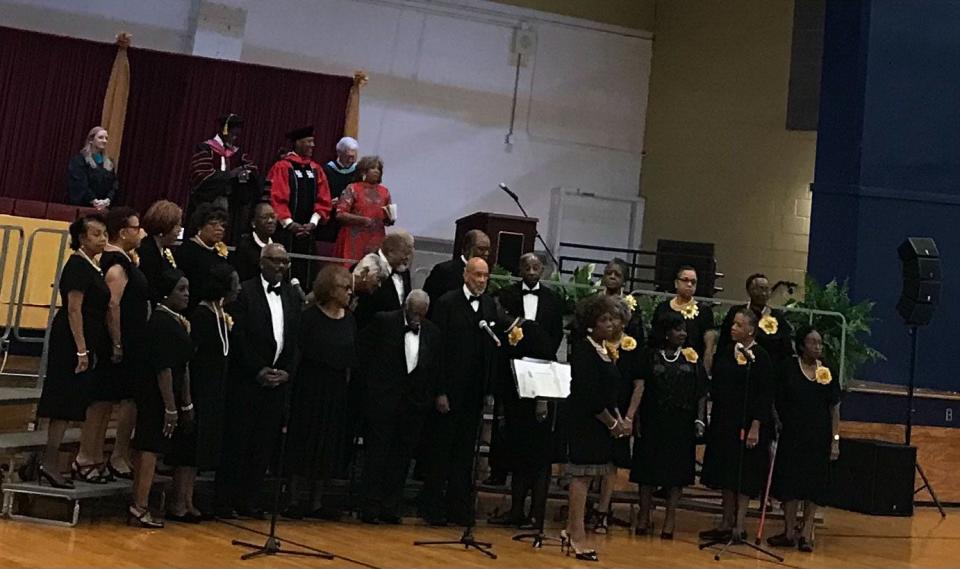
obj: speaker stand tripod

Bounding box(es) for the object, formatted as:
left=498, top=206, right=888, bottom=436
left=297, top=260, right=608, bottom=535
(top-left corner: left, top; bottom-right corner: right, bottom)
left=906, top=327, right=946, bottom=518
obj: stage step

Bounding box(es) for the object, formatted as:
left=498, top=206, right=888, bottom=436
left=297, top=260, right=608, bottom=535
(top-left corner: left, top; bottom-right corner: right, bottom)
left=0, top=354, right=41, bottom=388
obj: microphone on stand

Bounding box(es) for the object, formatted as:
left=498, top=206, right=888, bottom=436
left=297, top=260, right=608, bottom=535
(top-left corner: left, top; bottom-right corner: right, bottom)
left=479, top=320, right=502, bottom=347
left=497, top=182, right=560, bottom=270
left=290, top=277, right=307, bottom=304
left=498, top=182, right=520, bottom=202
left=736, top=343, right=756, bottom=363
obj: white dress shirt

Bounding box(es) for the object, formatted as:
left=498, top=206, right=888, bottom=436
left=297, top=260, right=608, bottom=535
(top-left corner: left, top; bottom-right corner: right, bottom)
left=463, top=284, right=479, bottom=312
left=522, top=282, right=540, bottom=321
left=379, top=249, right=405, bottom=305
left=404, top=316, right=420, bottom=374
left=261, top=276, right=285, bottom=364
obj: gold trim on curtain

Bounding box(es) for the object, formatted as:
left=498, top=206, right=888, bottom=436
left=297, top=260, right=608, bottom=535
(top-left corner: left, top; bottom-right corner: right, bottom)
left=101, top=32, right=131, bottom=166
left=344, top=70, right=368, bottom=139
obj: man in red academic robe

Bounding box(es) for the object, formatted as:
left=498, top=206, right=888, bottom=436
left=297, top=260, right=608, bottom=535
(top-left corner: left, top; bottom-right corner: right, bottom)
left=267, top=125, right=332, bottom=284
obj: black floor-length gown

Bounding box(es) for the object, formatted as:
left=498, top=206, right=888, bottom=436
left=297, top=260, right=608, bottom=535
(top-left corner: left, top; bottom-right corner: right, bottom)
left=701, top=343, right=775, bottom=497
left=95, top=251, right=150, bottom=402
left=629, top=347, right=707, bottom=487
left=772, top=358, right=841, bottom=504
left=38, top=255, right=110, bottom=421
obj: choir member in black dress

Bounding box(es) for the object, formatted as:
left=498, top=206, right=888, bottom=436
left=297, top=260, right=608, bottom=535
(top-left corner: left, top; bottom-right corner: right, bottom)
left=186, top=114, right=261, bottom=244
left=230, top=202, right=276, bottom=282
left=562, top=295, right=631, bottom=562
left=422, top=229, right=490, bottom=310
left=358, top=290, right=440, bottom=524
left=66, top=127, right=117, bottom=210
left=283, top=265, right=356, bottom=520
left=767, top=327, right=840, bottom=553
left=139, top=200, right=183, bottom=303
left=625, top=311, right=708, bottom=538
left=598, top=258, right=646, bottom=346
left=352, top=231, right=414, bottom=329
left=165, top=264, right=240, bottom=522
left=175, top=204, right=231, bottom=313
left=700, top=308, right=775, bottom=542
left=719, top=273, right=794, bottom=367
left=129, top=270, right=194, bottom=528
left=267, top=126, right=332, bottom=284
left=418, top=257, right=499, bottom=526
left=216, top=244, right=300, bottom=519
left=652, top=265, right=716, bottom=373
left=75, top=207, right=146, bottom=482
left=36, top=215, right=109, bottom=489
left=316, top=136, right=359, bottom=253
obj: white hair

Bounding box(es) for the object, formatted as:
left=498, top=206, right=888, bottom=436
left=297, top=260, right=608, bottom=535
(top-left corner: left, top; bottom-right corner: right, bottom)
left=405, top=289, right=430, bottom=308
left=353, top=252, right=389, bottom=281
left=336, top=136, right=359, bottom=153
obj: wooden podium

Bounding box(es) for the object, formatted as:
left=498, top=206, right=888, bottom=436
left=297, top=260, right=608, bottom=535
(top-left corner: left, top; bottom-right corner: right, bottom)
left=454, top=212, right=538, bottom=274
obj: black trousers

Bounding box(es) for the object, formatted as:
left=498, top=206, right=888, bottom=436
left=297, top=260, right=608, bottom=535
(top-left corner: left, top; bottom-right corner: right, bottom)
left=418, top=397, right=483, bottom=524
left=216, top=380, right=285, bottom=511
left=361, top=402, right=425, bottom=518
left=509, top=463, right=550, bottom=523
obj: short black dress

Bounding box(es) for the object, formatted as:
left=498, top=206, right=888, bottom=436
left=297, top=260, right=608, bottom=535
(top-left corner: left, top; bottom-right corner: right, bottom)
left=94, top=251, right=150, bottom=402
left=772, top=358, right=841, bottom=504
left=701, top=343, right=775, bottom=497
left=37, top=255, right=110, bottom=421
left=629, top=347, right=708, bottom=487
left=564, top=338, right=621, bottom=475
left=285, top=306, right=357, bottom=480
left=132, top=309, right=195, bottom=454
left=652, top=299, right=715, bottom=357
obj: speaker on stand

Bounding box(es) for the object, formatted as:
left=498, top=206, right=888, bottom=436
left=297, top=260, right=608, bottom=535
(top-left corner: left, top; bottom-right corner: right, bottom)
left=896, top=237, right=946, bottom=517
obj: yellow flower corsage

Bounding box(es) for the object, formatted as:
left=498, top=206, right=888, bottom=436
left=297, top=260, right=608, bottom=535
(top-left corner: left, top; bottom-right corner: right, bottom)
left=620, top=335, right=637, bottom=351
left=223, top=312, right=234, bottom=332
left=735, top=343, right=750, bottom=366
left=162, top=248, right=177, bottom=268
left=673, top=298, right=699, bottom=320
left=682, top=347, right=699, bottom=364
left=604, top=340, right=621, bottom=362
left=508, top=325, right=524, bottom=347
left=622, top=294, right=637, bottom=313
left=214, top=241, right=229, bottom=258
left=759, top=314, right=779, bottom=335
left=815, top=364, right=833, bottom=385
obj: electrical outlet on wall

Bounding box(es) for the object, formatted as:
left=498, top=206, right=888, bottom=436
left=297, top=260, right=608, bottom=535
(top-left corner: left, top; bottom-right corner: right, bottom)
left=946, top=408, right=953, bottom=423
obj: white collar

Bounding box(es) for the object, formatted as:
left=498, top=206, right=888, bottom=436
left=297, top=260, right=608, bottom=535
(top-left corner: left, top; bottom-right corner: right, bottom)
left=252, top=232, right=272, bottom=248
left=522, top=282, right=540, bottom=291
left=379, top=249, right=393, bottom=275
left=460, top=255, right=468, bottom=265
left=463, top=284, right=478, bottom=301
left=214, top=135, right=224, bottom=146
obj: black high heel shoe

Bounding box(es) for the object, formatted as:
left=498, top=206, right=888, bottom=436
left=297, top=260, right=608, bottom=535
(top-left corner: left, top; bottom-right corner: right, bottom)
left=635, top=521, right=654, bottom=536
left=72, top=460, right=107, bottom=484
left=107, top=461, right=134, bottom=481
left=128, top=505, right=164, bottom=528
left=560, top=530, right=599, bottom=562
left=592, top=510, right=610, bottom=534
left=660, top=530, right=674, bottom=540
left=38, top=465, right=74, bottom=489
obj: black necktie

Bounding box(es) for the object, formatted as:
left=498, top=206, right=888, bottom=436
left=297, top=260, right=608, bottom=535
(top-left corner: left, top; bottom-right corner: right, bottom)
left=523, top=289, right=540, bottom=297
left=404, top=324, right=420, bottom=335
left=267, top=284, right=281, bottom=295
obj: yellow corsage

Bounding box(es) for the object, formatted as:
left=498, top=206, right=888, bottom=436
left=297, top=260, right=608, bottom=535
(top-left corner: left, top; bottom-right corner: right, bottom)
left=682, top=347, right=699, bottom=364
left=214, top=241, right=229, bottom=258
left=620, top=335, right=637, bottom=351
left=673, top=298, right=699, bottom=320
left=759, top=314, right=779, bottom=335
left=508, top=325, right=524, bottom=347
left=622, top=294, right=637, bottom=313
left=162, top=248, right=177, bottom=268
left=223, top=312, right=234, bottom=332
left=815, top=365, right=833, bottom=385
left=735, top=343, right=750, bottom=366
left=604, top=340, right=621, bottom=362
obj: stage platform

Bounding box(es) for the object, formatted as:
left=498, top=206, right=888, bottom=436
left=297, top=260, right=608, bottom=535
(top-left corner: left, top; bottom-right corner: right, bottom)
left=0, top=504, right=953, bottom=568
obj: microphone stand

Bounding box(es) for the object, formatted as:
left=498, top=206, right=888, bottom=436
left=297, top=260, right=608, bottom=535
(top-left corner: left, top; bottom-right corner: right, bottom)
left=501, top=187, right=560, bottom=270
left=698, top=349, right=783, bottom=563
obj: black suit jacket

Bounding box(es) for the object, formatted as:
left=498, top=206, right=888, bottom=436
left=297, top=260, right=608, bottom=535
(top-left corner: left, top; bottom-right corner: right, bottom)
left=354, top=269, right=412, bottom=330
left=358, top=309, right=440, bottom=412
left=496, top=282, right=565, bottom=358
left=230, top=276, right=302, bottom=382
left=423, top=257, right=465, bottom=314
left=432, top=288, right=499, bottom=409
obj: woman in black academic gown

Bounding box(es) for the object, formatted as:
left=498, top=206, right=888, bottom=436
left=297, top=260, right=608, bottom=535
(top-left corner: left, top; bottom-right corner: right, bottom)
left=626, top=311, right=707, bottom=538
left=651, top=265, right=716, bottom=372
left=700, top=308, right=775, bottom=542
left=767, top=326, right=841, bottom=553
left=718, top=273, right=793, bottom=367
left=175, top=204, right=231, bottom=312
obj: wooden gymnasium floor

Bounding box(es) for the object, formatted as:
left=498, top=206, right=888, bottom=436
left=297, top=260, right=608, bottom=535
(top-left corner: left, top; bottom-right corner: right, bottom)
left=0, top=506, right=956, bottom=568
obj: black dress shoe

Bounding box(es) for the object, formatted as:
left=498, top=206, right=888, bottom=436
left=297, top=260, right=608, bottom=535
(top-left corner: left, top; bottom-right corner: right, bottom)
left=798, top=537, right=814, bottom=552
left=281, top=506, right=305, bottom=520
left=423, top=516, right=448, bottom=527
left=361, top=515, right=380, bottom=525
left=767, top=533, right=797, bottom=548
left=166, top=511, right=201, bottom=524
left=482, top=475, right=507, bottom=486
left=237, top=508, right=266, bottom=520
left=379, top=515, right=402, bottom=525
left=699, top=527, right=732, bottom=541
left=487, top=512, right=524, bottom=526
left=305, top=506, right=342, bottom=521
left=214, top=508, right=239, bottom=520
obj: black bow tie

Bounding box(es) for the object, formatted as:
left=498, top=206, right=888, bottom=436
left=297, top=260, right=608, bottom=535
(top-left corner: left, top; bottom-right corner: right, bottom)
left=267, top=284, right=281, bottom=295
left=522, top=288, right=541, bottom=296
left=468, top=295, right=482, bottom=304
left=404, top=324, right=420, bottom=335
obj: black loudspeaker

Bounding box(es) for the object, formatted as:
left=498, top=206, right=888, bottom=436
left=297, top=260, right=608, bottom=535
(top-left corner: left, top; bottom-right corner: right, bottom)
left=897, top=237, right=940, bottom=326
left=829, top=438, right=916, bottom=516
left=655, top=240, right=719, bottom=297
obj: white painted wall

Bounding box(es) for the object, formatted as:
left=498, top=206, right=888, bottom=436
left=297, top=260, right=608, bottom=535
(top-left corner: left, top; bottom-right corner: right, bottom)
left=2, top=0, right=651, bottom=245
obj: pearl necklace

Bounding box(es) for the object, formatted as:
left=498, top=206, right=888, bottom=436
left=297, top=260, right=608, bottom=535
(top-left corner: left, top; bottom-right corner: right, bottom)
left=157, top=304, right=190, bottom=332
left=202, top=301, right=230, bottom=356
left=660, top=346, right=682, bottom=363
left=76, top=248, right=102, bottom=274
left=798, top=358, right=820, bottom=382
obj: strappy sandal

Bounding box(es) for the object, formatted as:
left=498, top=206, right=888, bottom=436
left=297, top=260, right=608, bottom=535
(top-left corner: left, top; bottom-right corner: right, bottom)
left=128, top=505, right=164, bottom=528
left=592, top=510, right=610, bottom=534
left=72, top=461, right=108, bottom=484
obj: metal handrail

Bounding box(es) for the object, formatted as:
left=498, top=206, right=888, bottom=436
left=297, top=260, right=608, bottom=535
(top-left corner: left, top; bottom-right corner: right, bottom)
left=0, top=225, right=26, bottom=343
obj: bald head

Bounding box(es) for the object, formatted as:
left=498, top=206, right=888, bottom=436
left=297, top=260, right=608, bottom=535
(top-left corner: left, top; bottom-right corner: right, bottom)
left=381, top=230, right=414, bottom=271
left=464, top=257, right=489, bottom=295
left=519, top=253, right=544, bottom=287
left=463, top=229, right=491, bottom=261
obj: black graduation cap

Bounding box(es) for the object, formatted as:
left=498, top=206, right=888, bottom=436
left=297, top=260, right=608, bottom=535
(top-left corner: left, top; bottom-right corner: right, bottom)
left=285, top=125, right=315, bottom=142
left=218, top=113, right=243, bottom=135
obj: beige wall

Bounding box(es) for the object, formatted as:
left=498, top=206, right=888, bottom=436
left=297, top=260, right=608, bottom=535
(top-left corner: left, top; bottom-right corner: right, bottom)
left=489, top=0, right=655, bottom=30
left=640, top=0, right=815, bottom=298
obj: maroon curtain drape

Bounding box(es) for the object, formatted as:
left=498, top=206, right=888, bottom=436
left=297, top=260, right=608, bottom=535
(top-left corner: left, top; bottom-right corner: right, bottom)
left=0, top=27, right=114, bottom=203
left=0, top=26, right=353, bottom=214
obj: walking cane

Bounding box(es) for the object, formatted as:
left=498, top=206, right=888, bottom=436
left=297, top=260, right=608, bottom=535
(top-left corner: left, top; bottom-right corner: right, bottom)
left=755, top=439, right=778, bottom=545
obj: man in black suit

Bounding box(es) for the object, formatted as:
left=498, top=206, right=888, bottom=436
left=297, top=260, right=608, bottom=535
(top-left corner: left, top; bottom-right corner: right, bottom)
left=216, top=243, right=301, bottom=519
left=353, top=231, right=414, bottom=329
left=422, top=229, right=490, bottom=310
left=418, top=257, right=499, bottom=526
left=230, top=202, right=277, bottom=282
left=358, top=290, right=439, bottom=524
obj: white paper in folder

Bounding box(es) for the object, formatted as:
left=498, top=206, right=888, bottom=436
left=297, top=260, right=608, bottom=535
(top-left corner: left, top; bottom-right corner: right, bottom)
left=511, top=358, right=572, bottom=399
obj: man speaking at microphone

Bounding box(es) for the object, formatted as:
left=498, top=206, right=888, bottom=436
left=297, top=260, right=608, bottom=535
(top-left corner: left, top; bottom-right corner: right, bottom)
left=418, top=257, right=499, bottom=526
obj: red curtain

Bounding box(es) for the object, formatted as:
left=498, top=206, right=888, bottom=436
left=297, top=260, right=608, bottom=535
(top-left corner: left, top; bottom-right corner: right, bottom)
left=0, top=27, right=115, bottom=203
left=0, top=26, right=353, bottom=213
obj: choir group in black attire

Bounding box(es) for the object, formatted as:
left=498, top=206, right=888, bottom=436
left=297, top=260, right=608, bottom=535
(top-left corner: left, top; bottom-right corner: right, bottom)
left=36, top=202, right=841, bottom=559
